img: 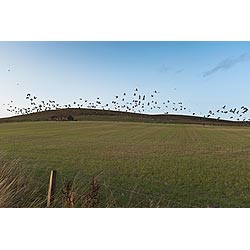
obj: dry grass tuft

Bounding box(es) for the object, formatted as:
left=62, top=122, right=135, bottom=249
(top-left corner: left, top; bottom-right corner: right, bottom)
left=62, top=181, right=74, bottom=208
left=81, top=177, right=100, bottom=208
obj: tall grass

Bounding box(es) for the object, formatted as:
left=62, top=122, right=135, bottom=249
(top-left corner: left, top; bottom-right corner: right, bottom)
left=0, top=155, right=47, bottom=207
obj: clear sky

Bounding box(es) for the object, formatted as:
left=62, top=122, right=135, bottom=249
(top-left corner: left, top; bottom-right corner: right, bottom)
left=0, top=41, right=249, bottom=120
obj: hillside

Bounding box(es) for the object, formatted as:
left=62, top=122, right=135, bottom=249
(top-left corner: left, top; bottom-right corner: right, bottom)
left=0, top=108, right=249, bottom=126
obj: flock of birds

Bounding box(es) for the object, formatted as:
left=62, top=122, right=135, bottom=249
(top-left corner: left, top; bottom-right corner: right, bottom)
left=2, top=88, right=250, bottom=122
left=2, top=68, right=250, bottom=122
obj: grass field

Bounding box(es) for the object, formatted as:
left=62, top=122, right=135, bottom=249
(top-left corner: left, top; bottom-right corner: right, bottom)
left=1, top=120, right=250, bottom=207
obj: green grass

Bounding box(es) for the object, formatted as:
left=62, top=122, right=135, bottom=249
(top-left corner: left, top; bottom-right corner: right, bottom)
left=0, top=121, right=250, bottom=207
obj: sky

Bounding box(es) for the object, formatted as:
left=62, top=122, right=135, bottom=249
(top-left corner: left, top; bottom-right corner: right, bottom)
left=0, top=41, right=250, bottom=120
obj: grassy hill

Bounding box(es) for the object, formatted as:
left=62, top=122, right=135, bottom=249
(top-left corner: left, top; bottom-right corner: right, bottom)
left=0, top=108, right=249, bottom=126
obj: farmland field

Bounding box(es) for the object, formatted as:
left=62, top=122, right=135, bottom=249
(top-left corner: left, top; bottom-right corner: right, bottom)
left=0, top=120, right=250, bottom=207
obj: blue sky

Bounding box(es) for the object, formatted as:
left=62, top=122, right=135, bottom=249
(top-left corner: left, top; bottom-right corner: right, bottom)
left=0, top=41, right=249, bottom=120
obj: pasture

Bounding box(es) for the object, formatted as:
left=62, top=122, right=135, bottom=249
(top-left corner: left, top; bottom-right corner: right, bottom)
left=0, top=120, right=250, bottom=207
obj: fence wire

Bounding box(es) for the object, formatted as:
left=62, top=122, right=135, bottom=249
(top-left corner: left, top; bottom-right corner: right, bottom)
left=33, top=171, right=211, bottom=208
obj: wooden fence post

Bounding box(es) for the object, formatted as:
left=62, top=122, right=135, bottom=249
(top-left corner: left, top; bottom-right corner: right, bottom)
left=47, top=170, right=57, bottom=207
